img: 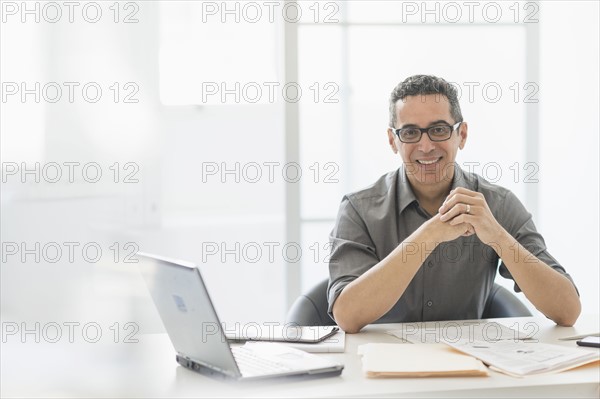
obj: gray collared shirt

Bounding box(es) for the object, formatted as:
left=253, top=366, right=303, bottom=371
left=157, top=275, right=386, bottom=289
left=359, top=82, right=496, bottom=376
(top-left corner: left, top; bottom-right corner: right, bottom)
left=328, top=165, right=576, bottom=323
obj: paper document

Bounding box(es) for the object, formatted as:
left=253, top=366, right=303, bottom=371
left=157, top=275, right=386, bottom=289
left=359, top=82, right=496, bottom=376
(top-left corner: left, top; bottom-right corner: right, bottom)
left=445, top=339, right=600, bottom=377
left=558, top=332, right=600, bottom=341
left=280, top=331, right=345, bottom=353
left=387, top=321, right=530, bottom=344
left=358, top=343, right=489, bottom=378
left=225, top=325, right=339, bottom=343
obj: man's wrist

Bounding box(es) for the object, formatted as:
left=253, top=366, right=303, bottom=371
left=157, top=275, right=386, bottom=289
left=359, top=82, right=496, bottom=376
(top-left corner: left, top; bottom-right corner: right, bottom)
left=497, top=225, right=513, bottom=245
left=415, top=217, right=442, bottom=245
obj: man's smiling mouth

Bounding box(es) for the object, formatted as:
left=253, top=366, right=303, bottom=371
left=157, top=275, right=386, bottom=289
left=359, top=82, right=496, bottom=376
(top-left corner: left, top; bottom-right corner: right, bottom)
left=416, top=157, right=442, bottom=165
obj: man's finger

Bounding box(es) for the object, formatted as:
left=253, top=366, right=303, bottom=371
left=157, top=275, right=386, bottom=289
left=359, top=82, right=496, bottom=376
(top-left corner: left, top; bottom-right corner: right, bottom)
left=440, top=193, right=476, bottom=214
left=452, top=187, right=477, bottom=196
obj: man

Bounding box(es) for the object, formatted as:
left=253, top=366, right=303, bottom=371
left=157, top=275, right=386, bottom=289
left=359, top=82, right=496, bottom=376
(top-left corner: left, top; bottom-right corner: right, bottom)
left=328, top=75, right=580, bottom=333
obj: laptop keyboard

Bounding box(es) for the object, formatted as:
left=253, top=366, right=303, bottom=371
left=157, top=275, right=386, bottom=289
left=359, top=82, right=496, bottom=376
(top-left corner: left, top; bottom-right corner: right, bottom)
left=232, top=346, right=294, bottom=376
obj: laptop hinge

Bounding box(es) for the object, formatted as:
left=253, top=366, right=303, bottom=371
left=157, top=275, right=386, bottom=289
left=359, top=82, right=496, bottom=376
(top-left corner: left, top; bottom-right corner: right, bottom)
left=176, top=354, right=240, bottom=379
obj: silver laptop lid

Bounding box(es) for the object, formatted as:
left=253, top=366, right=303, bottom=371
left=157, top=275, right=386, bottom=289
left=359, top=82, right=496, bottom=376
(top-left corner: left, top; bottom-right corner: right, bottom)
left=137, top=252, right=241, bottom=378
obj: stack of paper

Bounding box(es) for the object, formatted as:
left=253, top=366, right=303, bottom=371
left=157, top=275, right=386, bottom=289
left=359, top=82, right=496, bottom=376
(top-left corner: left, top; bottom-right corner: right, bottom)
left=358, top=343, right=489, bottom=378
left=226, top=325, right=339, bottom=343
left=387, top=321, right=528, bottom=344
left=283, top=331, right=345, bottom=353
left=226, top=325, right=345, bottom=353
left=445, top=339, right=600, bottom=377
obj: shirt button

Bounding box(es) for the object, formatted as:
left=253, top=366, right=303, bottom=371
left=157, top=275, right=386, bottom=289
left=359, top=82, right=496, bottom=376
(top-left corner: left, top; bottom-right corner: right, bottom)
left=427, top=261, right=434, bottom=268
left=427, top=300, right=433, bottom=307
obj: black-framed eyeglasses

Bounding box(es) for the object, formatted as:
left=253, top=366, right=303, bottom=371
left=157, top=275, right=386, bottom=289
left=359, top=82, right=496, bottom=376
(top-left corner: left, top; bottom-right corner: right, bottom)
left=392, top=121, right=462, bottom=143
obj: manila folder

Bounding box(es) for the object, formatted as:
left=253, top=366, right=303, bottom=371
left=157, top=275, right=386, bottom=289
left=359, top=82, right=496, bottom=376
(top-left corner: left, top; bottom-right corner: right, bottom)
left=358, top=343, right=488, bottom=378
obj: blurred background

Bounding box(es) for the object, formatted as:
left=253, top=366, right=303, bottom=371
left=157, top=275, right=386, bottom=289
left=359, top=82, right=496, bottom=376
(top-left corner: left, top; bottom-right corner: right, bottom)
left=1, top=0, right=598, bottom=334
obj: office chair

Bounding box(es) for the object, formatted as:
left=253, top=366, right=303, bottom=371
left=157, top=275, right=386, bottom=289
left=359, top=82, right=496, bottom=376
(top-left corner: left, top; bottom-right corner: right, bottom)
left=285, top=278, right=532, bottom=326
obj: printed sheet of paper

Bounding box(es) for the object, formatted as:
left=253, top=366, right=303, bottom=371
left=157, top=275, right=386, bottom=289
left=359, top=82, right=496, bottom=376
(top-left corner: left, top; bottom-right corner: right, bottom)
left=445, top=339, right=600, bottom=377
left=387, top=320, right=531, bottom=344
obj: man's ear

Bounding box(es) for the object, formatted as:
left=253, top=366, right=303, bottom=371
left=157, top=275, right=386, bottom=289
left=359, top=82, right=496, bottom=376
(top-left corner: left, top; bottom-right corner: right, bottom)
left=458, top=122, right=468, bottom=150
left=387, top=128, right=398, bottom=154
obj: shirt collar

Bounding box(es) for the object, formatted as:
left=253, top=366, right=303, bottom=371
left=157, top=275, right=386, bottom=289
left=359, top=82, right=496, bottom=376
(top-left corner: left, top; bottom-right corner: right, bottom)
left=397, top=165, right=419, bottom=214
left=397, top=163, right=474, bottom=214
left=449, top=163, right=473, bottom=192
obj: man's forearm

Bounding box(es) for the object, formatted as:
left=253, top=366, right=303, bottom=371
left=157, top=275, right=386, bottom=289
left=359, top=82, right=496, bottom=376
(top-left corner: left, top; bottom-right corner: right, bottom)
left=332, top=226, right=438, bottom=333
left=495, top=230, right=581, bottom=326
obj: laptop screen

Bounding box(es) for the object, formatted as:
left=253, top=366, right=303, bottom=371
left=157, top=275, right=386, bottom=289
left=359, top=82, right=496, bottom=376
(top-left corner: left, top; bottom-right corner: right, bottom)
left=137, top=253, right=241, bottom=377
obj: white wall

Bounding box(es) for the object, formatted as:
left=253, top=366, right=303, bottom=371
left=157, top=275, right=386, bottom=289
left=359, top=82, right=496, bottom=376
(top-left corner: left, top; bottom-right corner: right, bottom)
left=538, top=1, right=600, bottom=315
left=1, top=1, right=598, bottom=335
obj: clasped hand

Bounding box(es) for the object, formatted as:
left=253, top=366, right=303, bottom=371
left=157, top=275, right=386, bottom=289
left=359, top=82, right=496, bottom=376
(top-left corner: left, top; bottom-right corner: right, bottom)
left=432, top=187, right=503, bottom=245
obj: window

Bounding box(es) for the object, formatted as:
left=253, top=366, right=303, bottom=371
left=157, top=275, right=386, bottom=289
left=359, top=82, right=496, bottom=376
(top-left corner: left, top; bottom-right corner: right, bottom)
left=159, top=1, right=279, bottom=105
left=298, top=2, right=533, bottom=295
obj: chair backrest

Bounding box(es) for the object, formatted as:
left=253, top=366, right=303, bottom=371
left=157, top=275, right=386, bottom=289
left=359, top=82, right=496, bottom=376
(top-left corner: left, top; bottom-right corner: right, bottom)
left=285, top=278, right=335, bottom=326
left=285, top=278, right=531, bottom=326
left=481, top=283, right=532, bottom=318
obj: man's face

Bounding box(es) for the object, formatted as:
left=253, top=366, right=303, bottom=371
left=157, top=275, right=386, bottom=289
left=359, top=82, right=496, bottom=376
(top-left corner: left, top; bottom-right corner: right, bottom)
left=387, top=94, right=467, bottom=189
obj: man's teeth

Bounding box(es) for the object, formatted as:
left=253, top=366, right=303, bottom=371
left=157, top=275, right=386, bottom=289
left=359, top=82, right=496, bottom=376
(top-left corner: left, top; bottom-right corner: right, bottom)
left=417, top=158, right=440, bottom=165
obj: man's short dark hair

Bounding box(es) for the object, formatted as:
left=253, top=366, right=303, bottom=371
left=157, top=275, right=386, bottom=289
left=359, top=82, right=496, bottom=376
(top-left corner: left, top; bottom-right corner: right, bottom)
left=389, top=75, right=463, bottom=128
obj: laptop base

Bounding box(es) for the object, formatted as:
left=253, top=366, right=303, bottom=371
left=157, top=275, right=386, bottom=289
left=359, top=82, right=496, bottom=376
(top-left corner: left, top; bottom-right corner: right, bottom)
left=176, top=354, right=343, bottom=382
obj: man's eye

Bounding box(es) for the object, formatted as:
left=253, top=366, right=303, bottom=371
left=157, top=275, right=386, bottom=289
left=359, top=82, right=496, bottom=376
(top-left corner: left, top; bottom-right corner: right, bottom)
left=430, top=126, right=448, bottom=135
left=401, top=129, right=419, bottom=137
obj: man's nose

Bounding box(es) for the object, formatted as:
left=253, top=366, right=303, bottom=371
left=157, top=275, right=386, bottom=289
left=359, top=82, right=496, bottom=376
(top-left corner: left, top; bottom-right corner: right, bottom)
left=417, top=132, right=436, bottom=152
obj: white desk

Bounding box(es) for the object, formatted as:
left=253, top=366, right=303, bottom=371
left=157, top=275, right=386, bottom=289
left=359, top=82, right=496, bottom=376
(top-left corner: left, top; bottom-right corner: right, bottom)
left=2, top=316, right=599, bottom=398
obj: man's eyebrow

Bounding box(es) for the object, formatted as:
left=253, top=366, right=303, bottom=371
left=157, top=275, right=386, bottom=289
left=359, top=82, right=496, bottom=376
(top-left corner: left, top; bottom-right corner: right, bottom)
left=427, top=120, right=452, bottom=126
left=399, top=120, right=452, bottom=128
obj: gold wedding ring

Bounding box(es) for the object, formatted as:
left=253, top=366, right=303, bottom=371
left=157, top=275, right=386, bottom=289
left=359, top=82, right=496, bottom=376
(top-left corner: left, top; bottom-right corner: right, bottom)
left=466, top=204, right=471, bottom=214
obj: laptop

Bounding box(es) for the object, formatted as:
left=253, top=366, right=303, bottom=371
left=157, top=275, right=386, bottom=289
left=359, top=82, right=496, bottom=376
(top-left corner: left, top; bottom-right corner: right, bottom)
left=137, top=252, right=344, bottom=381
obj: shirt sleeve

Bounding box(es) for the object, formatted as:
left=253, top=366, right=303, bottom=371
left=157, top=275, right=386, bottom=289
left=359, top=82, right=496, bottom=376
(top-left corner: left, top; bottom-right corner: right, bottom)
left=497, top=190, right=578, bottom=294
left=327, top=195, right=380, bottom=319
